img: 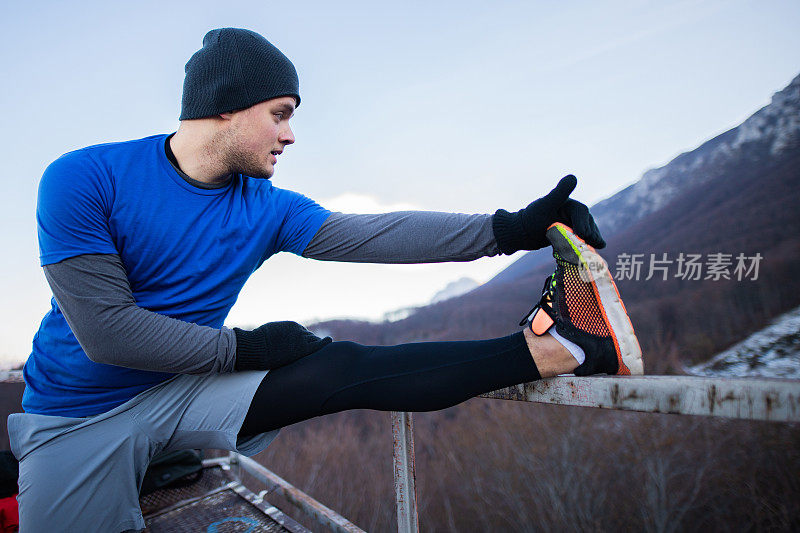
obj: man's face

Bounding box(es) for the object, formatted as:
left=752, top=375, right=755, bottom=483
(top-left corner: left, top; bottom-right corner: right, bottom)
left=216, top=96, right=296, bottom=179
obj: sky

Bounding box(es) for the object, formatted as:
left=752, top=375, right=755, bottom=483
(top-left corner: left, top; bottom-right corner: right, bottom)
left=1, top=0, right=799, bottom=367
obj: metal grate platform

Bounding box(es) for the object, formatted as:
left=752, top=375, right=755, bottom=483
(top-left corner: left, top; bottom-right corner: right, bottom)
left=146, top=490, right=287, bottom=532
left=141, top=465, right=231, bottom=516
left=142, top=462, right=310, bottom=533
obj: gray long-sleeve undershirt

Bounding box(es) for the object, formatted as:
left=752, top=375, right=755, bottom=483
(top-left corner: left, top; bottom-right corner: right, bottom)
left=44, top=253, right=239, bottom=374
left=46, top=211, right=500, bottom=374
left=302, top=211, right=499, bottom=263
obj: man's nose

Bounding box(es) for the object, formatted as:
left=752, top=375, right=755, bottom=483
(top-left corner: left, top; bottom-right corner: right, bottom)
left=279, top=123, right=295, bottom=145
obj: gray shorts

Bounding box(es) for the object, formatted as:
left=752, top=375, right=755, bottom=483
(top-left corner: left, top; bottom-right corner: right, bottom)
left=7, top=370, right=276, bottom=533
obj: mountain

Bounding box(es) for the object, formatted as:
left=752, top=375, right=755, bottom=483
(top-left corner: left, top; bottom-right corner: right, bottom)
left=491, top=73, right=800, bottom=286
left=312, top=73, right=800, bottom=372
left=371, top=278, right=481, bottom=323
left=592, top=73, right=800, bottom=236
left=430, top=277, right=479, bottom=304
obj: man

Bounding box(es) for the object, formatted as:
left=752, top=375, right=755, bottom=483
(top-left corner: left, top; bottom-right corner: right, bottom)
left=9, top=28, right=642, bottom=531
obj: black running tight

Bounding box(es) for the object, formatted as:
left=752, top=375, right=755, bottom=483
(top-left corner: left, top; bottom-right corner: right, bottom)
left=238, top=332, right=540, bottom=438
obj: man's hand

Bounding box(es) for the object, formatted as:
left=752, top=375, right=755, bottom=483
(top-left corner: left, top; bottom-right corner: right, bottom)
left=233, top=321, right=332, bottom=371
left=491, top=174, right=605, bottom=254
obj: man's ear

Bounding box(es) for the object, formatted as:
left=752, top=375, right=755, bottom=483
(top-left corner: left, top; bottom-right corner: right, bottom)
left=219, top=112, right=234, bottom=120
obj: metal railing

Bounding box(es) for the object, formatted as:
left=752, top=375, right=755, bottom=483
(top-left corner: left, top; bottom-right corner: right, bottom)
left=223, top=453, right=365, bottom=533
left=390, top=374, right=800, bottom=533
left=4, top=370, right=799, bottom=532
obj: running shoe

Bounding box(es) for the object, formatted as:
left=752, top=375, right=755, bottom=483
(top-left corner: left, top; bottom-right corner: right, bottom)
left=519, top=223, right=644, bottom=375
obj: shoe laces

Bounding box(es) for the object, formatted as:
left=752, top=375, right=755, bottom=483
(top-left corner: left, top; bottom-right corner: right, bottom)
left=518, top=271, right=557, bottom=327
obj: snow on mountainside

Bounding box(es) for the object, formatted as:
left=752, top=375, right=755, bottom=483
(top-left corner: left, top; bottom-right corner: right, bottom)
left=381, top=277, right=480, bottom=322
left=430, top=277, right=479, bottom=304
left=590, top=73, right=800, bottom=237
left=690, top=305, right=800, bottom=379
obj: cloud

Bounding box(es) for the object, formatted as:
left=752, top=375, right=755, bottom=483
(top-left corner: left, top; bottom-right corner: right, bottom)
left=319, top=192, right=423, bottom=213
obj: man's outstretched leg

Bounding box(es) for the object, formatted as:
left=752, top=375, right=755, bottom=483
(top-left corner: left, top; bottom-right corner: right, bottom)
left=240, top=223, right=643, bottom=438
left=239, top=329, right=579, bottom=437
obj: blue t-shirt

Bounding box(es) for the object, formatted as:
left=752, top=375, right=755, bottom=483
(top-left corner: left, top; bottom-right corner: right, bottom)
left=23, top=133, right=330, bottom=417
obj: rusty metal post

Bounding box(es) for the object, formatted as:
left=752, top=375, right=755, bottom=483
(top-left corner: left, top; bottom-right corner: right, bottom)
left=392, top=411, right=419, bottom=533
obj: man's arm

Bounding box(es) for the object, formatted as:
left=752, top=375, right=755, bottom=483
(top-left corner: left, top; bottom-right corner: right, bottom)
left=301, top=176, right=604, bottom=264
left=45, top=253, right=330, bottom=373
left=302, top=211, right=500, bottom=263
left=44, top=253, right=238, bottom=374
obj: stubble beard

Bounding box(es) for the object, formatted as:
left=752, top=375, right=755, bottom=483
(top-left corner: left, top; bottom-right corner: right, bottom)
left=213, top=128, right=274, bottom=180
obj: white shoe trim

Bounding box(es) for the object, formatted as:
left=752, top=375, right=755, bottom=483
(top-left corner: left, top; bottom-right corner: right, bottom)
left=553, top=224, right=644, bottom=375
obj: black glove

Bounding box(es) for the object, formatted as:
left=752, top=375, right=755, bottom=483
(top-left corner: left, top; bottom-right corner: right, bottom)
left=233, top=321, right=332, bottom=371
left=492, top=174, right=605, bottom=254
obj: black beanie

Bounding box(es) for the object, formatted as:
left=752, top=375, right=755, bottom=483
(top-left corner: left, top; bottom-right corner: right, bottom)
left=180, top=28, right=300, bottom=120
